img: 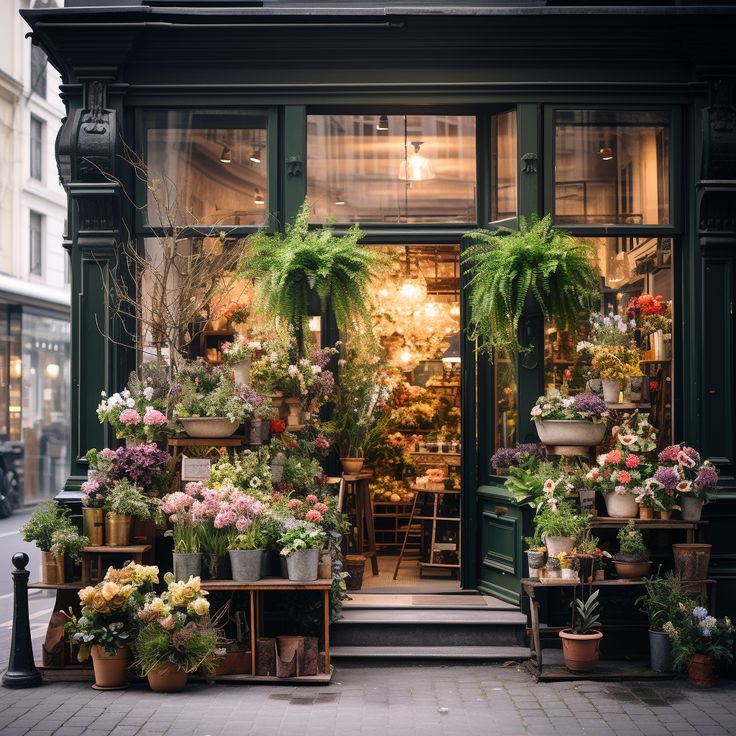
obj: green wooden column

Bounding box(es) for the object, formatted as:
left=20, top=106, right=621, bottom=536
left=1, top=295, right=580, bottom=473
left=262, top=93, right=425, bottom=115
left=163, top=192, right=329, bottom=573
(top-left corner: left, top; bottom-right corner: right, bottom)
left=282, top=106, right=307, bottom=225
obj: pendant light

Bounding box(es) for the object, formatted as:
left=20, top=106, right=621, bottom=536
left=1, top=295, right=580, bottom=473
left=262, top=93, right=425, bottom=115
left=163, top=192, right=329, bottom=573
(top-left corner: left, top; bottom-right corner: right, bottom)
left=219, top=145, right=231, bottom=164
left=249, top=147, right=262, bottom=164
left=398, top=141, right=435, bottom=182
left=597, top=139, right=614, bottom=161
left=254, top=188, right=265, bottom=206
left=376, top=114, right=389, bottom=131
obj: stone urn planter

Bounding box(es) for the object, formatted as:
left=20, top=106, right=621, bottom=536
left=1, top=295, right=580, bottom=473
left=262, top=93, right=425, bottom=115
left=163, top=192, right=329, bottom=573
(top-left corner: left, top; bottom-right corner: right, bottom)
left=147, top=663, right=189, bottom=693
left=340, top=457, right=365, bottom=475
left=229, top=549, right=264, bottom=582
left=680, top=496, right=704, bottom=522
left=604, top=491, right=639, bottom=518
left=535, top=420, right=607, bottom=448
left=90, top=645, right=130, bottom=690
left=285, top=549, right=320, bottom=581
left=180, top=417, right=239, bottom=438
left=559, top=630, right=603, bottom=673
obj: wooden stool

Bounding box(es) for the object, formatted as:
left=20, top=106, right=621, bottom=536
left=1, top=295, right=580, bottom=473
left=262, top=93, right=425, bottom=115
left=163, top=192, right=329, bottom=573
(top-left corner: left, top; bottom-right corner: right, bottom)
left=340, top=473, right=378, bottom=576
left=80, top=545, right=152, bottom=585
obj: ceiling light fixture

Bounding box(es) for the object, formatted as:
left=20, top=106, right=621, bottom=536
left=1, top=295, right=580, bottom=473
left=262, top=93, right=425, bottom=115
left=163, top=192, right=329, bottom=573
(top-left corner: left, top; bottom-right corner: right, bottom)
left=249, top=147, right=262, bottom=164
left=219, top=145, right=232, bottom=164
left=376, top=114, right=389, bottom=131
left=398, top=140, right=435, bottom=182
left=254, top=188, right=265, bottom=205
left=597, top=140, right=614, bottom=161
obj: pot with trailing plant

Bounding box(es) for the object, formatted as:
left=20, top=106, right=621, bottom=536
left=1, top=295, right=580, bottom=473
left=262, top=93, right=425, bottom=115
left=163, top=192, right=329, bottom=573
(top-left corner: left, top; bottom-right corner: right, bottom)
left=279, top=521, right=326, bottom=581
left=134, top=573, right=223, bottom=692
left=104, top=479, right=152, bottom=547
left=665, top=602, right=735, bottom=687
left=559, top=586, right=603, bottom=673
left=64, top=563, right=158, bottom=689
left=612, top=521, right=651, bottom=579
left=462, top=215, right=599, bottom=362
left=21, top=501, right=89, bottom=584
left=533, top=501, right=590, bottom=559
left=530, top=390, right=609, bottom=448
left=636, top=572, right=694, bottom=673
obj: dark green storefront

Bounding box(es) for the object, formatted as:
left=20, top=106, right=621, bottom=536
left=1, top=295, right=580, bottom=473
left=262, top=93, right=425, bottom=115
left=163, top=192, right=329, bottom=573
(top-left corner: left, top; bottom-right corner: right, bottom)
left=23, top=1, right=736, bottom=613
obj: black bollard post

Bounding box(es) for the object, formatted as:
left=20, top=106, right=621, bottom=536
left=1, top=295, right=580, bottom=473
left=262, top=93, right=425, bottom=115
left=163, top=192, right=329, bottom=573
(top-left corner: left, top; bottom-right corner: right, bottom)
left=2, top=552, right=42, bottom=688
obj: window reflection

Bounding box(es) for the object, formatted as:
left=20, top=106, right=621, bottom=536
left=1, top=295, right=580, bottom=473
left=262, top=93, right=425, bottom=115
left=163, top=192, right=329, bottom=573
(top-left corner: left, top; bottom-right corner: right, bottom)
left=555, top=110, right=670, bottom=225
left=307, top=115, right=476, bottom=224
left=495, top=354, right=517, bottom=448
left=491, top=110, right=517, bottom=222
left=145, top=111, right=268, bottom=227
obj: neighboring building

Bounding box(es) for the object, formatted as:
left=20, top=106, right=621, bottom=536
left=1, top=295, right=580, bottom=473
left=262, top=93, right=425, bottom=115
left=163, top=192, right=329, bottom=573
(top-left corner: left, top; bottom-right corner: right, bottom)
left=0, top=0, right=70, bottom=507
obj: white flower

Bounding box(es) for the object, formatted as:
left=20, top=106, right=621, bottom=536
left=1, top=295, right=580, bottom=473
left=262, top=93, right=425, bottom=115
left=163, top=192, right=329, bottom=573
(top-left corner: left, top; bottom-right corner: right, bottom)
left=190, top=597, right=209, bottom=616
left=311, top=365, right=322, bottom=375
left=122, top=389, right=131, bottom=399
left=530, top=406, right=543, bottom=417
left=143, top=386, right=154, bottom=400
left=287, top=365, right=299, bottom=377
left=126, top=398, right=136, bottom=408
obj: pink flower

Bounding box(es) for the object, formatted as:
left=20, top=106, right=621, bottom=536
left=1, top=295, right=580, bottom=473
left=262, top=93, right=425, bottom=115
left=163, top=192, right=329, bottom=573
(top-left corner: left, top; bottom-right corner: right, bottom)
left=236, top=516, right=251, bottom=533
left=81, top=479, right=100, bottom=495
left=161, top=491, right=194, bottom=515
left=119, top=408, right=141, bottom=425
left=144, top=407, right=167, bottom=426
left=313, top=502, right=328, bottom=513
left=100, top=448, right=116, bottom=459
left=658, top=445, right=681, bottom=463
left=184, top=481, right=203, bottom=498
left=305, top=494, right=318, bottom=504
left=287, top=499, right=303, bottom=509
left=314, top=437, right=330, bottom=450
left=625, top=454, right=640, bottom=469
left=271, top=491, right=283, bottom=502
left=305, top=510, right=323, bottom=523
left=616, top=470, right=631, bottom=485
left=214, top=505, right=237, bottom=529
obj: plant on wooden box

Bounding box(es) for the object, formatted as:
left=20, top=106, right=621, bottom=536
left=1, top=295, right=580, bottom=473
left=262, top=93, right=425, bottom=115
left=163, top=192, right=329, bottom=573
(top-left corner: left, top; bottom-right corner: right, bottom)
left=530, top=389, right=609, bottom=447
left=664, top=602, right=735, bottom=687
left=533, top=501, right=591, bottom=558
left=559, top=587, right=603, bottom=673
left=636, top=572, right=695, bottom=673
left=64, top=563, right=157, bottom=689
left=462, top=214, right=599, bottom=357
left=611, top=521, right=651, bottom=580
left=279, top=521, right=327, bottom=582
left=21, top=501, right=88, bottom=585
left=133, top=573, right=223, bottom=692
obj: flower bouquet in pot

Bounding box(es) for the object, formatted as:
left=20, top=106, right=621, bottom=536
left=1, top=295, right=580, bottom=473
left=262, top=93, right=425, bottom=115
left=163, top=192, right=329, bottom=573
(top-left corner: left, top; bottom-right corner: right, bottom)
left=104, top=479, right=152, bottom=547
left=162, top=486, right=202, bottom=581
left=591, top=445, right=652, bottom=518
left=656, top=444, right=718, bottom=522
left=611, top=520, right=651, bottom=580
left=21, top=501, right=89, bottom=584
left=279, top=521, right=327, bottom=582
left=133, top=573, right=223, bottom=692
left=665, top=603, right=734, bottom=687
left=591, top=344, right=642, bottom=405
left=221, top=334, right=262, bottom=386
left=530, top=389, right=609, bottom=448
left=64, top=563, right=158, bottom=689
left=559, top=587, right=603, bottom=673
left=491, top=443, right=546, bottom=477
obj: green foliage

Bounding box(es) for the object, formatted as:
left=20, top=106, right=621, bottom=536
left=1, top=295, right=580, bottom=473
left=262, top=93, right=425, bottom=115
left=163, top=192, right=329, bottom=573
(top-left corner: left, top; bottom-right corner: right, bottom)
left=505, top=457, right=564, bottom=507
left=615, top=520, right=648, bottom=561
left=21, top=501, right=76, bottom=552
left=105, top=479, right=151, bottom=519
left=462, top=214, right=599, bottom=356
left=50, top=528, right=89, bottom=563
left=636, top=572, right=695, bottom=632
left=665, top=602, right=735, bottom=672
left=571, top=589, right=602, bottom=634
left=240, top=198, right=388, bottom=349
left=278, top=521, right=326, bottom=556
left=533, top=501, right=590, bottom=542
left=228, top=517, right=270, bottom=551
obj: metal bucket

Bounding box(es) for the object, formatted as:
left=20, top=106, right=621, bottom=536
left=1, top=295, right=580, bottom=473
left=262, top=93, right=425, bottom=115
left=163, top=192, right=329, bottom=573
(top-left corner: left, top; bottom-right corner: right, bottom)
left=649, top=629, right=673, bottom=672
left=285, top=549, right=320, bottom=581
left=105, top=513, right=132, bottom=547
left=229, top=549, right=264, bottom=581
left=173, top=553, right=201, bottom=582
left=83, top=507, right=105, bottom=546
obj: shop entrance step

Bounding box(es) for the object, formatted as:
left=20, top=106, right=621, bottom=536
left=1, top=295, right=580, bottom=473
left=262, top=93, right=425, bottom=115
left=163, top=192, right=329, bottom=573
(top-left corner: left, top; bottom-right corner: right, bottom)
left=330, top=645, right=530, bottom=662
left=343, top=593, right=515, bottom=610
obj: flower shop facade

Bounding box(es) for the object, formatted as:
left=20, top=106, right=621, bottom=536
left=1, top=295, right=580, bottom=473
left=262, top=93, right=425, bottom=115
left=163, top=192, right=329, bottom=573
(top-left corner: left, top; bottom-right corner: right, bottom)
left=22, top=0, right=736, bottom=619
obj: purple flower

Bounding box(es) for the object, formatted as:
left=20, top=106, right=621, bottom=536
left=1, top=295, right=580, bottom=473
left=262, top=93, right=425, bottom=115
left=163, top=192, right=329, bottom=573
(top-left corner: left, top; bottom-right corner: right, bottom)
left=653, top=466, right=680, bottom=491
left=491, top=447, right=520, bottom=471
left=517, top=443, right=547, bottom=460
left=694, top=465, right=718, bottom=490
left=572, top=392, right=608, bottom=419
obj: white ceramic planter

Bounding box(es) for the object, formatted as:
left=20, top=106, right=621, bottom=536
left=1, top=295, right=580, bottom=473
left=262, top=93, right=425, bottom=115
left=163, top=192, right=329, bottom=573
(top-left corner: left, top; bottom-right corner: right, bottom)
left=544, top=535, right=576, bottom=557
left=602, top=379, right=622, bottom=404
left=180, top=417, right=239, bottom=438
left=536, top=420, right=607, bottom=447
left=604, top=491, right=639, bottom=518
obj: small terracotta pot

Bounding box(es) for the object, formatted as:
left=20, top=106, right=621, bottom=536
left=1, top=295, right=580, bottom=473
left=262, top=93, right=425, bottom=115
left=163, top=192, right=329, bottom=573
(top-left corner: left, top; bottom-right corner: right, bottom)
left=659, top=510, right=673, bottom=520
left=90, top=645, right=130, bottom=689
left=147, top=662, right=189, bottom=693
left=639, top=506, right=654, bottom=520
left=41, top=551, right=65, bottom=585
left=594, top=569, right=605, bottom=581
left=105, top=513, right=133, bottom=547
left=559, top=630, right=603, bottom=672
left=340, top=457, right=365, bottom=475
left=688, top=653, right=717, bottom=687
left=612, top=559, right=652, bottom=580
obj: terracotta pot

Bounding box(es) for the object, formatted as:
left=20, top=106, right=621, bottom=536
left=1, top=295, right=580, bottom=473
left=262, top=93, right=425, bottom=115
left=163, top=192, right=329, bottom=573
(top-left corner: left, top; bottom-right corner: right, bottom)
left=180, top=417, right=239, bottom=438
left=285, top=397, right=303, bottom=429
left=688, top=653, right=717, bottom=687
left=639, top=506, right=654, bottom=520
left=105, top=513, right=133, bottom=547
left=604, top=492, right=638, bottom=518
left=659, top=510, right=673, bottom=520
left=41, top=551, right=65, bottom=585
left=559, top=630, right=603, bottom=672
left=535, top=420, right=607, bottom=448
left=90, top=645, right=130, bottom=689
left=612, top=559, right=651, bottom=580
left=340, top=457, right=365, bottom=475
left=147, top=662, right=189, bottom=693
left=83, top=507, right=105, bottom=546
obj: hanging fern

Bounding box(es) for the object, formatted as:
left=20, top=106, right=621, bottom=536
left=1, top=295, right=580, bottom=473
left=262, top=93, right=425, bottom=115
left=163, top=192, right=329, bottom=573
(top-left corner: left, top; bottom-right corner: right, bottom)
left=462, top=214, right=599, bottom=357
left=239, top=198, right=388, bottom=350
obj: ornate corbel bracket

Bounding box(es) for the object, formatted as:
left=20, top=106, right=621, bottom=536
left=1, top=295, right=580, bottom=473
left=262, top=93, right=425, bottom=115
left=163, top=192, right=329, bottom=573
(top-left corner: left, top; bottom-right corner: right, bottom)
left=521, top=153, right=538, bottom=175
left=68, top=182, right=122, bottom=260
left=287, top=155, right=303, bottom=177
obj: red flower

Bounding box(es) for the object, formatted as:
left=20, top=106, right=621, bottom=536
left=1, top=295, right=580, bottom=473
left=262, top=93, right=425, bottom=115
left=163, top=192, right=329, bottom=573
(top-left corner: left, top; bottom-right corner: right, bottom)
left=605, top=449, right=622, bottom=465
left=649, top=381, right=659, bottom=394
left=270, top=419, right=286, bottom=434
left=616, top=470, right=631, bottom=484
left=625, top=454, right=640, bottom=469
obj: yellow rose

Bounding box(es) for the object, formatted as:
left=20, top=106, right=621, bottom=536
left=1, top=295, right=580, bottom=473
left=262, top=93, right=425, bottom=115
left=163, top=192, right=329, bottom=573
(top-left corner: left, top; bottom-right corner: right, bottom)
left=78, top=586, right=95, bottom=605
left=190, top=597, right=209, bottom=616
left=100, top=581, right=120, bottom=601
left=149, top=597, right=165, bottom=614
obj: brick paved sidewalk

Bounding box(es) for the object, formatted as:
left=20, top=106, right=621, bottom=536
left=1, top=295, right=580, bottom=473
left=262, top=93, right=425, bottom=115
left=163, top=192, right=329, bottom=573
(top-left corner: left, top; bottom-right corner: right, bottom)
left=0, top=663, right=735, bottom=736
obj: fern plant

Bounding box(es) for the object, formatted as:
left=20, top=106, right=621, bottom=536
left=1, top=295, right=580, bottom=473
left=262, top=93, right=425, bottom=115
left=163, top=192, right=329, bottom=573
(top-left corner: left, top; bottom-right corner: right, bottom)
left=240, top=198, right=388, bottom=351
left=462, top=214, right=599, bottom=356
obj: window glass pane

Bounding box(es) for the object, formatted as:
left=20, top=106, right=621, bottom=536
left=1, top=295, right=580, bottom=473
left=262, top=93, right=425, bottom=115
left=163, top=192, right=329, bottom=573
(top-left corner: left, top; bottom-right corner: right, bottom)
left=495, top=354, right=517, bottom=449
left=554, top=110, right=670, bottom=225
left=30, top=116, right=43, bottom=181
left=490, top=110, right=517, bottom=222
left=29, top=211, right=42, bottom=276
left=30, top=44, right=46, bottom=99
left=307, top=115, right=476, bottom=224
left=543, top=236, right=674, bottom=448
left=144, top=111, right=269, bottom=227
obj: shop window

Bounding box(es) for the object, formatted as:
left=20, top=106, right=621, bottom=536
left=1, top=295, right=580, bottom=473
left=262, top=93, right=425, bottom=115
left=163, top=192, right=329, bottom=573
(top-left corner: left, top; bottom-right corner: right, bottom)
left=544, top=236, right=674, bottom=448
left=30, top=116, right=43, bottom=181
left=307, top=115, right=476, bottom=224
left=30, top=44, right=46, bottom=99
left=490, top=110, right=517, bottom=222
left=554, top=110, right=670, bottom=225
left=29, top=211, right=43, bottom=276
left=495, top=354, right=517, bottom=449
left=143, top=111, right=269, bottom=227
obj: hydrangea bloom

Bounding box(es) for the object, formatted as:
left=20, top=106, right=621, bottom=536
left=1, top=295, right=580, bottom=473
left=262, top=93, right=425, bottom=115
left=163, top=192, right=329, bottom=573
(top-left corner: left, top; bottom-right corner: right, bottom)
left=653, top=466, right=680, bottom=491
left=118, top=408, right=141, bottom=425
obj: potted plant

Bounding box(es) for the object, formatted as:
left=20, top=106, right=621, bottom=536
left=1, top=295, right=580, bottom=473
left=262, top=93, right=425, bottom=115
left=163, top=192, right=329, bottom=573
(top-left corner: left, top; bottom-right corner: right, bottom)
left=533, top=501, right=590, bottom=558
left=531, top=390, right=609, bottom=447
left=65, top=563, right=158, bottom=689
left=21, top=501, right=88, bottom=584
left=162, top=487, right=201, bottom=581
left=559, top=587, right=603, bottom=673
left=591, top=446, right=651, bottom=518
left=635, top=572, right=693, bottom=673
left=279, top=521, right=326, bottom=581
left=229, top=516, right=269, bottom=582
left=462, top=214, right=598, bottom=358
left=574, top=531, right=600, bottom=583
left=134, top=573, right=222, bottom=692
left=221, top=333, right=261, bottom=386
left=104, top=479, right=151, bottom=547
left=665, top=602, right=735, bottom=687
left=523, top=535, right=547, bottom=579
left=611, top=520, right=651, bottom=579
left=591, top=345, right=642, bottom=404
left=657, top=444, right=718, bottom=522
left=240, top=198, right=387, bottom=354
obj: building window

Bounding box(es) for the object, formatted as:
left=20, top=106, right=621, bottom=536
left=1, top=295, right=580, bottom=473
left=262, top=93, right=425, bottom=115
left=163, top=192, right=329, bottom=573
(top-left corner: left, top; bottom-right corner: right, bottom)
left=30, top=116, right=43, bottom=181
left=29, top=211, right=43, bottom=276
left=30, top=44, right=47, bottom=99
left=144, top=110, right=269, bottom=227
left=307, top=114, right=477, bottom=224
left=554, top=110, right=670, bottom=225
left=490, top=109, right=518, bottom=222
